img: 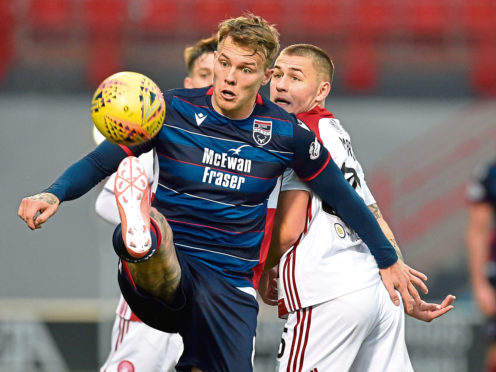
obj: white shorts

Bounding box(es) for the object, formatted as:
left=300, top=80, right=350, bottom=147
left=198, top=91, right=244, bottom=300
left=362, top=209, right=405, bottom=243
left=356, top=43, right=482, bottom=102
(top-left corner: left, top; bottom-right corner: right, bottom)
left=101, top=316, right=183, bottom=372
left=277, top=283, right=413, bottom=372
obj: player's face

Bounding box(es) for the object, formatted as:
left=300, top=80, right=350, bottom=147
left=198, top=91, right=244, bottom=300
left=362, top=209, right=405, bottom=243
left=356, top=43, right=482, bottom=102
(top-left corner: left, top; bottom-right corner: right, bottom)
left=212, top=36, right=272, bottom=119
left=184, top=52, right=215, bottom=89
left=270, top=54, right=321, bottom=115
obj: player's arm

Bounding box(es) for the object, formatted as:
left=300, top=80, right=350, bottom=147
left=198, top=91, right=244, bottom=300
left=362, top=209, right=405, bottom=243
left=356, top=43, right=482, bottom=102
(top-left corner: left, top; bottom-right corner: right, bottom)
left=466, top=201, right=496, bottom=316
left=368, top=202, right=428, bottom=294
left=18, top=140, right=150, bottom=230
left=95, top=175, right=121, bottom=225
left=265, top=189, right=310, bottom=270
left=258, top=188, right=309, bottom=305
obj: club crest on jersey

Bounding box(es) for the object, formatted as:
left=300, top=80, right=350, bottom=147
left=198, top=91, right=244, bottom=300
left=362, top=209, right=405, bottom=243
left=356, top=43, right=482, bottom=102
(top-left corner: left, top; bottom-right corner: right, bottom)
left=253, top=119, right=272, bottom=146
left=334, top=223, right=346, bottom=238
left=309, top=137, right=321, bottom=160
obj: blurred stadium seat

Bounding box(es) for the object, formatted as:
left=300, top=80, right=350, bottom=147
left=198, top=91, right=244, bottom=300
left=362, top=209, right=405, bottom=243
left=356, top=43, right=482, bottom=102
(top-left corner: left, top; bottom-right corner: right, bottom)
left=83, top=0, right=129, bottom=86
left=0, top=1, right=14, bottom=82
left=192, top=0, right=236, bottom=34
left=343, top=40, right=379, bottom=92
left=299, top=0, right=348, bottom=37
left=404, top=0, right=450, bottom=37
left=137, top=0, right=180, bottom=37
left=471, top=41, right=496, bottom=96
left=83, top=0, right=128, bottom=32
left=28, top=0, right=72, bottom=35
left=241, top=0, right=287, bottom=31
left=352, top=0, right=396, bottom=38
left=459, top=0, right=496, bottom=39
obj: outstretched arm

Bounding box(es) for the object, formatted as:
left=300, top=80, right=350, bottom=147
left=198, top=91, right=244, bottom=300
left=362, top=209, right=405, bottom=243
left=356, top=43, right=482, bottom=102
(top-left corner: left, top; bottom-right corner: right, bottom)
left=305, top=160, right=428, bottom=311
left=18, top=140, right=132, bottom=230
left=368, top=203, right=429, bottom=310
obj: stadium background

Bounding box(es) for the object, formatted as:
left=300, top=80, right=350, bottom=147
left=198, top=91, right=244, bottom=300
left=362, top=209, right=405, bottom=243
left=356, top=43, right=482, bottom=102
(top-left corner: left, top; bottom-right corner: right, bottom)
left=0, top=0, right=495, bottom=371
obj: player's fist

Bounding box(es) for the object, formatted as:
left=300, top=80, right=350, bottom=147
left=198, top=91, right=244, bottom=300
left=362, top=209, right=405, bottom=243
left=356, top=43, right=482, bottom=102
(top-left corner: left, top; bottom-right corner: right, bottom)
left=258, top=266, right=278, bottom=306
left=18, top=192, right=60, bottom=230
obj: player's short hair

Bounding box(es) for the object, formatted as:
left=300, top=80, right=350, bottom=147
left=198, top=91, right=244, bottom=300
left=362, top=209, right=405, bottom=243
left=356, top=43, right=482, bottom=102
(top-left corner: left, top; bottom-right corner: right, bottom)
left=280, top=44, right=334, bottom=84
left=217, top=13, right=280, bottom=70
left=184, top=34, right=218, bottom=74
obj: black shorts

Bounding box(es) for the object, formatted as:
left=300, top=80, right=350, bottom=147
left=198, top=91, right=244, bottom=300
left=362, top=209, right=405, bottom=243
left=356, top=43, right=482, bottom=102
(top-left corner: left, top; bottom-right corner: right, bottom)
left=118, top=249, right=259, bottom=372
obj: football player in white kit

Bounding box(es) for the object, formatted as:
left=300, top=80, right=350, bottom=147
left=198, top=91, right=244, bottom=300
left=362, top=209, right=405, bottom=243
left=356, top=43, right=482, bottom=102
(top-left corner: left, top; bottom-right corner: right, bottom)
left=261, top=44, right=455, bottom=372
left=97, top=35, right=217, bottom=372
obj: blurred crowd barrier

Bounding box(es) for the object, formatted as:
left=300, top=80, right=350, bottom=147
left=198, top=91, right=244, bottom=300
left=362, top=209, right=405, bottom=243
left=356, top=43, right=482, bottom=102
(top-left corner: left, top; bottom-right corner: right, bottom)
left=0, top=0, right=495, bottom=95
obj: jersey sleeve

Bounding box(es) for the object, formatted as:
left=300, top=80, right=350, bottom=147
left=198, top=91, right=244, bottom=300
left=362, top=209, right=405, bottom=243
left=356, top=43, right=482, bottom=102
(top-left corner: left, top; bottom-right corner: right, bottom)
left=289, top=119, right=331, bottom=181
left=44, top=140, right=150, bottom=202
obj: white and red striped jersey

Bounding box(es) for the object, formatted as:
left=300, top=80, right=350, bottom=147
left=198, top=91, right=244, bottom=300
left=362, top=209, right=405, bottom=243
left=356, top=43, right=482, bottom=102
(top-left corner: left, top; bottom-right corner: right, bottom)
left=278, top=107, right=380, bottom=317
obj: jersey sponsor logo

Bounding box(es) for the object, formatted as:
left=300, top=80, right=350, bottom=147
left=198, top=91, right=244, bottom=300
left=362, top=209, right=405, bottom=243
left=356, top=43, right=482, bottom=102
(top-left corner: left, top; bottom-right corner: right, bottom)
left=253, top=119, right=272, bottom=146
left=195, top=112, right=207, bottom=126
left=228, top=144, right=250, bottom=155
left=309, top=137, right=321, bottom=160
left=201, top=147, right=251, bottom=190
left=202, top=147, right=252, bottom=172
left=334, top=223, right=346, bottom=238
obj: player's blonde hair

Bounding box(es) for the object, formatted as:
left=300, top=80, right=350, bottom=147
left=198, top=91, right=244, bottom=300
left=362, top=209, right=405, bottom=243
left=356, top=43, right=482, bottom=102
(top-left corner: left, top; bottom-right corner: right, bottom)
left=280, top=44, right=335, bottom=84
left=217, top=13, right=280, bottom=70
left=184, top=34, right=218, bottom=74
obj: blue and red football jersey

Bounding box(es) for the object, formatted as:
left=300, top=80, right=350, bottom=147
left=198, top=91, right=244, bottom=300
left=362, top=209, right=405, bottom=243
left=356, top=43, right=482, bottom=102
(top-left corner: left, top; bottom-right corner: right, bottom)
left=124, top=87, right=330, bottom=287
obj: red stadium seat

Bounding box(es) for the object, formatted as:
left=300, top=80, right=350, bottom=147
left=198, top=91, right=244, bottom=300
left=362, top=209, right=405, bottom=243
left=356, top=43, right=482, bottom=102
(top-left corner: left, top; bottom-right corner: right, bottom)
left=83, top=0, right=128, bottom=86
left=471, top=42, right=496, bottom=96
left=343, top=40, right=379, bottom=92
left=242, top=0, right=287, bottom=30
left=352, top=0, right=396, bottom=38
left=404, top=0, right=449, bottom=37
left=460, top=0, right=496, bottom=39
left=86, top=36, right=123, bottom=87
left=0, top=2, right=14, bottom=83
left=192, top=0, right=236, bottom=34
left=138, top=0, right=180, bottom=36
left=28, top=0, right=72, bottom=34
left=83, top=0, right=128, bottom=32
left=300, top=0, right=348, bottom=36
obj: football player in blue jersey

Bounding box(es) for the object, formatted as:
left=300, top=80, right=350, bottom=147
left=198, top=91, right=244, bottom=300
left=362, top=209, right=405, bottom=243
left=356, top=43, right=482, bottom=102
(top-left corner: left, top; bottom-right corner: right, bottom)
left=19, top=14, right=427, bottom=372
left=467, top=159, right=496, bottom=372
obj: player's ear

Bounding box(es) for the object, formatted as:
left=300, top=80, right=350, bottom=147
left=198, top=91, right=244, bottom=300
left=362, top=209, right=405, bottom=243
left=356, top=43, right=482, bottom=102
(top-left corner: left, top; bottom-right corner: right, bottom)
left=184, top=77, right=192, bottom=89
left=261, top=68, right=274, bottom=86
left=316, top=81, right=331, bottom=101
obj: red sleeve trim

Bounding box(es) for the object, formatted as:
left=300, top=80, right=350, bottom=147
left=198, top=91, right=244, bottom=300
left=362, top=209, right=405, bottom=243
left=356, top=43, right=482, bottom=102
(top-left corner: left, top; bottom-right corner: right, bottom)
left=300, top=152, right=331, bottom=182
left=119, top=145, right=134, bottom=156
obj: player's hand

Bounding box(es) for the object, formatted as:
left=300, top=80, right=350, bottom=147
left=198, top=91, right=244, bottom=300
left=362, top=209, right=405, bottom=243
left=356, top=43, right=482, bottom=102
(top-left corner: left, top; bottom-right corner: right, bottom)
left=474, top=280, right=496, bottom=316
left=258, top=266, right=278, bottom=306
left=405, top=294, right=456, bottom=322
left=379, top=260, right=428, bottom=313
left=18, top=192, right=60, bottom=230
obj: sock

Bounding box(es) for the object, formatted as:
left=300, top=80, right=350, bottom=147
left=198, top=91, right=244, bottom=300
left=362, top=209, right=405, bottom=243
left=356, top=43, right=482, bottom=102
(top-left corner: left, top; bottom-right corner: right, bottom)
left=112, top=222, right=158, bottom=263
